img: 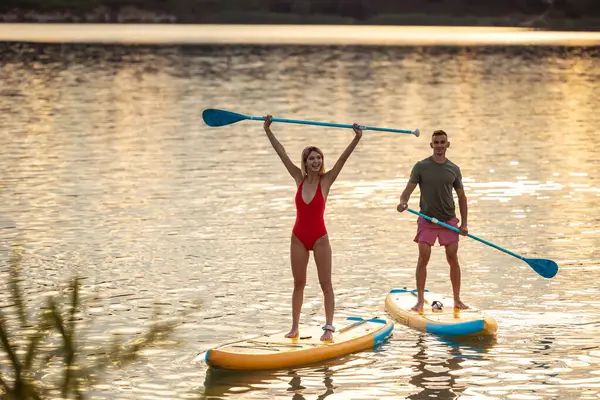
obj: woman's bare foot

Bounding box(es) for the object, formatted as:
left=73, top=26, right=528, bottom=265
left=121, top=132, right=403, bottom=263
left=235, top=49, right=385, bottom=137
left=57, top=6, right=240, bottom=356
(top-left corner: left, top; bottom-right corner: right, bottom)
left=320, top=329, right=333, bottom=341
left=285, top=328, right=299, bottom=338
left=454, top=299, right=470, bottom=310
left=411, top=300, right=424, bottom=312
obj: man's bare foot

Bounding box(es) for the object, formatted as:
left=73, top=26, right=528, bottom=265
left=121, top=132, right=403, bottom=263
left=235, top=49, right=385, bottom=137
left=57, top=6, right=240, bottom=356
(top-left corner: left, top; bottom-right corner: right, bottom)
left=454, top=300, right=470, bottom=310
left=411, top=300, right=424, bottom=312
left=285, top=328, right=299, bottom=338
left=320, top=329, right=333, bottom=341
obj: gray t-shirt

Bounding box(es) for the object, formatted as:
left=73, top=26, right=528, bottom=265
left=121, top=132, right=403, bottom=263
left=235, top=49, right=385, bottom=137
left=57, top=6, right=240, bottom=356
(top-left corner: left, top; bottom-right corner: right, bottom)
left=409, top=156, right=463, bottom=221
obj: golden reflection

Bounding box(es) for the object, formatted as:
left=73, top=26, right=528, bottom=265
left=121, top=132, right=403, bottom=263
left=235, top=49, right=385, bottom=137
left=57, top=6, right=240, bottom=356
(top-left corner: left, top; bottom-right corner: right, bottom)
left=200, top=347, right=409, bottom=399
left=408, top=338, right=465, bottom=399
left=330, top=51, right=352, bottom=125
left=2, top=24, right=600, bottom=46
left=407, top=336, right=497, bottom=399
left=1, top=36, right=600, bottom=399
left=287, top=369, right=335, bottom=400
left=450, top=48, right=481, bottom=168
left=201, top=368, right=276, bottom=398
left=1, top=65, right=70, bottom=241
left=201, top=362, right=336, bottom=399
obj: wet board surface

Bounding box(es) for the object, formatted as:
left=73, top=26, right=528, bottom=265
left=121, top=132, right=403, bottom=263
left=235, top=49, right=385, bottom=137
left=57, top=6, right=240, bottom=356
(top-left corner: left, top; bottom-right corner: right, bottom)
left=205, top=316, right=394, bottom=370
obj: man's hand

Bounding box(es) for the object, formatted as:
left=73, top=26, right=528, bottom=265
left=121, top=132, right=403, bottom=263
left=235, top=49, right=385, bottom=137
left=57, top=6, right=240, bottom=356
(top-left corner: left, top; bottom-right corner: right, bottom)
left=263, top=114, right=273, bottom=130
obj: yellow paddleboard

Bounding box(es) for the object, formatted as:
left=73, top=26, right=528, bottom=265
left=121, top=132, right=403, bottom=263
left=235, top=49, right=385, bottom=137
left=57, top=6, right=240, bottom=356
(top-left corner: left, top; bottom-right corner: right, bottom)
left=385, top=288, right=497, bottom=337
left=205, top=316, right=394, bottom=370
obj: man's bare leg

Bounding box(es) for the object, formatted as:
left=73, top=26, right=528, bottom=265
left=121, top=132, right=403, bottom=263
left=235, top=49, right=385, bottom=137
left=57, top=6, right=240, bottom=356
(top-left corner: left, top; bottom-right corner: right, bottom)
left=446, top=242, right=469, bottom=310
left=411, top=242, right=431, bottom=312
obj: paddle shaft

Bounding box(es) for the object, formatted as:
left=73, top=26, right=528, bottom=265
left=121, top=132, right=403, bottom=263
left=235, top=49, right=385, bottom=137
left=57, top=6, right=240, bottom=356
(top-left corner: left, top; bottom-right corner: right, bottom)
left=407, top=208, right=524, bottom=261
left=252, top=115, right=418, bottom=135
left=338, top=319, right=367, bottom=333
left=338, top=317, right=385, bottom=333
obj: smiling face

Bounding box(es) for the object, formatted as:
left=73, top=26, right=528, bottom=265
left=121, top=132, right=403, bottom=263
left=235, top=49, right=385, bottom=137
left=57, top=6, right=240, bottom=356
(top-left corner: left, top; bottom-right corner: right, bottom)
left=430, top=130, right=450, bottom=157
left=301, top=146, right=325, bottom=176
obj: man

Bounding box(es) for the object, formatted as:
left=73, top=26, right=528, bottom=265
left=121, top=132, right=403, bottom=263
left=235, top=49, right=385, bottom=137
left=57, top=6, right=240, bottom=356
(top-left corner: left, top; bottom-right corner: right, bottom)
left=397, top=130, right=469, bottom=312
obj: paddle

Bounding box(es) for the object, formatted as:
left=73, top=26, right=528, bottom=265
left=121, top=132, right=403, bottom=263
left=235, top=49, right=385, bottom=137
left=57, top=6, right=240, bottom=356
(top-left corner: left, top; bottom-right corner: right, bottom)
left=339, top=317, right=371, bottom=333
left=202, top=108, right=420, bottom=136
left=406, top=208, right=558, bottom=279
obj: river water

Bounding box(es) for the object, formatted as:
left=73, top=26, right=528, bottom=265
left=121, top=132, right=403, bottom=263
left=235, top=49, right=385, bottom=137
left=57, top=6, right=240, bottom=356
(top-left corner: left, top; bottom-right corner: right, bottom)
left=0, top=25, right=599, bottom=399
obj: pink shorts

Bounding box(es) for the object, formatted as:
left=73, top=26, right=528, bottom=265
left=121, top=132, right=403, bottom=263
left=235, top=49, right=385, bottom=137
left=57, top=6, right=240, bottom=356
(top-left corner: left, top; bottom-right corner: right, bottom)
left=414, top=217, right=460, bottom=246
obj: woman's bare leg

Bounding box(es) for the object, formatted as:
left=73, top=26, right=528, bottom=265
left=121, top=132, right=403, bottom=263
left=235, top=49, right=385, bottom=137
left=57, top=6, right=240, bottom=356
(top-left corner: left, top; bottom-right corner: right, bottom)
left=286, top=235, right=309, bottom=338
left=313, top=235, right=334, bottom=341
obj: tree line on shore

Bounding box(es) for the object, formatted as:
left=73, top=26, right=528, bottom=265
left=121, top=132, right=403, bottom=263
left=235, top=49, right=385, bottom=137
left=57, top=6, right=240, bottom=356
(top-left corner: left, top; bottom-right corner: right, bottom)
left=2, top=0, right=599, bottom=23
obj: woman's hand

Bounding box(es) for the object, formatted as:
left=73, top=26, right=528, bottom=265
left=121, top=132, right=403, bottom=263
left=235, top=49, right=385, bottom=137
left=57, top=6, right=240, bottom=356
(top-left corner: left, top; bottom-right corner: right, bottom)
left=352, top=123, right=363, bottom=138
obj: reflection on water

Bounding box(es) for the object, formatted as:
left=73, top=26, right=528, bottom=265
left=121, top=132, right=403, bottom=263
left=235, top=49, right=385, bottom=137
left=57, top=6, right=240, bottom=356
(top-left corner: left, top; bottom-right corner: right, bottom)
left=408, top=337, right=466, bottom=400
left=2, top=24, right=600, bottom=46
left=0, top=36, right=599, bottom=398
left=202, top=364, right=337, bottom=399
left=199, top=334, right=497, bottom=399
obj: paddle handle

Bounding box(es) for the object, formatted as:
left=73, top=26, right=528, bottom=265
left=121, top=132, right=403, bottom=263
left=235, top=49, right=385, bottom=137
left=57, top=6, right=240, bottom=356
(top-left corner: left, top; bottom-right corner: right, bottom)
left=406, top=208, right=524, bottom=261
left=252, top=116, right=419, bottom=136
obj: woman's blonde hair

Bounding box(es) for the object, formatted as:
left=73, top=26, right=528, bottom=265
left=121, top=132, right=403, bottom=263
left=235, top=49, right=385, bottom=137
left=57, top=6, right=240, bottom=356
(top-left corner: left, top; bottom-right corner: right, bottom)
left=300, top=146, right=325, bottom=177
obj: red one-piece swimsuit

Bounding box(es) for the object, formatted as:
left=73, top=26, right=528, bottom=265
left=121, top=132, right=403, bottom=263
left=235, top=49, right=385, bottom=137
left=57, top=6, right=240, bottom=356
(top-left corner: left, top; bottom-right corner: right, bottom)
left=292, top=179, right=327, bottom=250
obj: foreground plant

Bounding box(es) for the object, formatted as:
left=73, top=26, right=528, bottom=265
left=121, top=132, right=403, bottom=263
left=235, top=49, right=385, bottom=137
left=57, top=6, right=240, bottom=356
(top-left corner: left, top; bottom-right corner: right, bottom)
left=0, top=247, right=184, bottom=399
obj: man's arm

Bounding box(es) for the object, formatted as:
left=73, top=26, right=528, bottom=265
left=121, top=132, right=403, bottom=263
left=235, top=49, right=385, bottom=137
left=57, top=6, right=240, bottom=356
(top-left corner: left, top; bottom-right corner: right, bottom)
left=397, top=181, right=418, bottom=212
left=455, top=188, right=468, bottom=235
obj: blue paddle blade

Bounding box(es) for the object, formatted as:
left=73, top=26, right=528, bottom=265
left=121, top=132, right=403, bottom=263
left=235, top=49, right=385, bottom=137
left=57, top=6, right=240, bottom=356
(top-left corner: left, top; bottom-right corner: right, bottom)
left=202, top=109, right=250, bottom=127
left=525, top=258, right=558, bottom=278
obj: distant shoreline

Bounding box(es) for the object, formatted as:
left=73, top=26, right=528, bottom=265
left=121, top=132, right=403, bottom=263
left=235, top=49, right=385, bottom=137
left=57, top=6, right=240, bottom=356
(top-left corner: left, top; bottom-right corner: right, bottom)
left=1, top=9, right=600, bottom=32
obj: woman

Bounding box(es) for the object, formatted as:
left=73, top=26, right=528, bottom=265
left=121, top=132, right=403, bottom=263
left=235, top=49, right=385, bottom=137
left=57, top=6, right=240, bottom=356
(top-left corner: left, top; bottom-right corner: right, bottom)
left=263, top=114, right=363, bottom=341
